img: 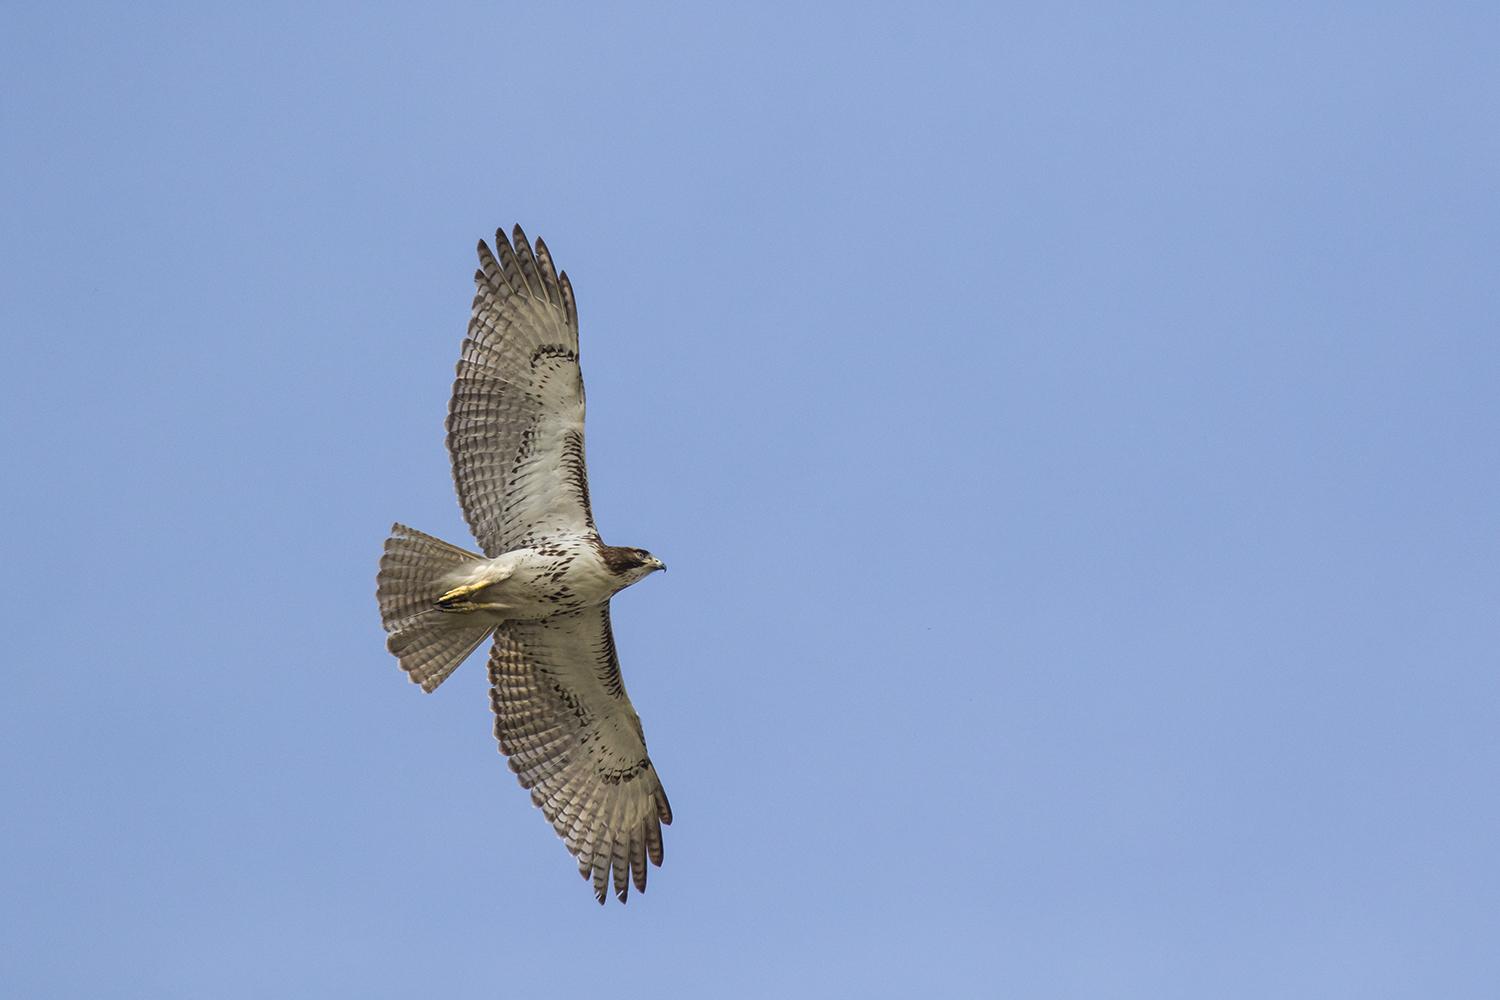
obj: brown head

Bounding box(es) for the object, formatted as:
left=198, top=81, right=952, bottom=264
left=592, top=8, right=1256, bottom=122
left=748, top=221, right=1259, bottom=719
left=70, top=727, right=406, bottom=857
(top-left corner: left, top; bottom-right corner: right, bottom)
left=598, top=544, right=666, bottom=580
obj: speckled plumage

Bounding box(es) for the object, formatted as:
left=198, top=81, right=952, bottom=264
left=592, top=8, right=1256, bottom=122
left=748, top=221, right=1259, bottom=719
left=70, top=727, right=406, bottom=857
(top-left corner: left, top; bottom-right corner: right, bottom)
left=376, top=226, right=669, bottom=903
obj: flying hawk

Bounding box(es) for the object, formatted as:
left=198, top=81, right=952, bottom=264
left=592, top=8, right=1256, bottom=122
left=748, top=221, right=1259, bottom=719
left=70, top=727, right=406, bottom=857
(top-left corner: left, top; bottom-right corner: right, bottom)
left=376, top=225, right=671, bottom=904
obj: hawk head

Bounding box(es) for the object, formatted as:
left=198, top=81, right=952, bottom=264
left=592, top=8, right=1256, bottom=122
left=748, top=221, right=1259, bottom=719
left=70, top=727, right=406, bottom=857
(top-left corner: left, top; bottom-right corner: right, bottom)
left=600, top=545, right=666, bottom=581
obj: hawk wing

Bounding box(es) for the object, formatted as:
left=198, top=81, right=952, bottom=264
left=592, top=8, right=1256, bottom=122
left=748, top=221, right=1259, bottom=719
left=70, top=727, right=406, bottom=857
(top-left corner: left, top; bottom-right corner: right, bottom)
left=447, top=226, right=591, bottom=557
left=489, top=604, right=672, bottom=903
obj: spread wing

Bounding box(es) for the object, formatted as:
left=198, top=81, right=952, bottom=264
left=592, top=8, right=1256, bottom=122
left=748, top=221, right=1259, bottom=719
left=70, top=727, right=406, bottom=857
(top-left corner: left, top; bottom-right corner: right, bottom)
left=489, top=604, right=672, bottom=904
left=447, top=225, right=592, bottom=557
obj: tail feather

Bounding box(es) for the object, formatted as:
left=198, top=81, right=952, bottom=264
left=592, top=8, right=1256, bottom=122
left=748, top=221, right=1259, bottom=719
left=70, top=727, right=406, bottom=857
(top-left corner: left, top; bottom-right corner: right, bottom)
left=388, top=624, right=492, bottom=693
left=378, top=522, right=491, bottom=692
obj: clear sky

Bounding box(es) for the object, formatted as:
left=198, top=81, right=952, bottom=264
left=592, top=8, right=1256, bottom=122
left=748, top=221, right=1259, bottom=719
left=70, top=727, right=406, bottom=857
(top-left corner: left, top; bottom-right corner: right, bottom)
left=4, top=4, right=1498, bottom=997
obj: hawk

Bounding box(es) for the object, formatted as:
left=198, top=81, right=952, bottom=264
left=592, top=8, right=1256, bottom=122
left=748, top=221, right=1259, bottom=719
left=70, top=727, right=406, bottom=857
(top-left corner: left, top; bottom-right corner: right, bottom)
left=376, top=226, right=671, bottom=904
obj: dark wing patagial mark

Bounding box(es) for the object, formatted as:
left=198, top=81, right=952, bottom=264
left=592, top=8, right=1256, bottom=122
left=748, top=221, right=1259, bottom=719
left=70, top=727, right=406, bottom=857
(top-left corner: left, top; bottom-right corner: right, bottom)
left=531, top=344, right=578, bottom=367
left=560, top=430, right=595, bottom=532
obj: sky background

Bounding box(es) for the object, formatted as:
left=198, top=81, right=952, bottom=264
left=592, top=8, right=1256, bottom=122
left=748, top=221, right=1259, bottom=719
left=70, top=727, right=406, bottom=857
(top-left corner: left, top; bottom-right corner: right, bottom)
left=3, top=3, right=1498, bottom=997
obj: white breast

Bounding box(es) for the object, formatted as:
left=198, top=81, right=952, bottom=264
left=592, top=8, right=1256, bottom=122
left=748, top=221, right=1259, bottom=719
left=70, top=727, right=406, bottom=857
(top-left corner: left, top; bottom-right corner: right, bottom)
left=484, top=534, right=617, bottom=621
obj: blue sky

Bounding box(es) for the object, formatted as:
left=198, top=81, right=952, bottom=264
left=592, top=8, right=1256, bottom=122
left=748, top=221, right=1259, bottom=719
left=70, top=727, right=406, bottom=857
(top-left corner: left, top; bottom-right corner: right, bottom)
left=4, top=3, right=1498, bottom=997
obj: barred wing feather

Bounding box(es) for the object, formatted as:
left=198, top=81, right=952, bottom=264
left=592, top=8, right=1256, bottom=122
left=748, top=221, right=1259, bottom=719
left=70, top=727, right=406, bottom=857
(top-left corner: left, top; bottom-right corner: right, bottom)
left=447, top=226, right=591, bottom=556
left=489, top=605, right=672, bottom=903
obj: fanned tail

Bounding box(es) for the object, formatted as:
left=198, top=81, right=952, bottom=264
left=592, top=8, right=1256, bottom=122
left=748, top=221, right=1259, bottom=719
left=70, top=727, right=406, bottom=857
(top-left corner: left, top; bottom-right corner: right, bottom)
left=377, top=522, right=492, bottom=692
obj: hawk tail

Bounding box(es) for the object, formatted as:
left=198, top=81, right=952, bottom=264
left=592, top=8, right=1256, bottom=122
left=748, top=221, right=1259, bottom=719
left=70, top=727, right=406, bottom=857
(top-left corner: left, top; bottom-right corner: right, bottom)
left=377, top=523, right=492, bottom=692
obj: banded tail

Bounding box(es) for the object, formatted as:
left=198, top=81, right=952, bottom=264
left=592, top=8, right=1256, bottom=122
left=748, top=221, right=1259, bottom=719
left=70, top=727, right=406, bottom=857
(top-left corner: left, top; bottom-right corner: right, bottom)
left=377, top=522, right=492, bottom=692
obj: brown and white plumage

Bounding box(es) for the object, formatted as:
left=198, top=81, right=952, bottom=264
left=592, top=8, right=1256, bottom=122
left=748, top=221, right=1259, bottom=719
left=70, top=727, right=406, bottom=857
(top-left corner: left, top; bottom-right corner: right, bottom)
left=376, top=225, right=670, bottom=903
left=449, top=228, right=588, bottom=555
left=491, top=606, right=672, bottom=902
